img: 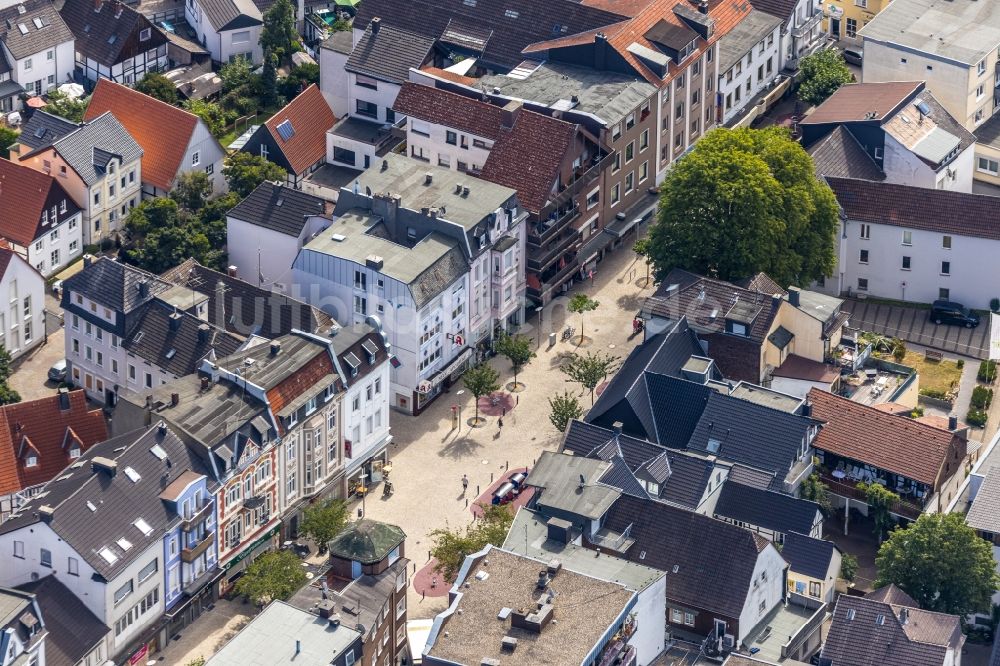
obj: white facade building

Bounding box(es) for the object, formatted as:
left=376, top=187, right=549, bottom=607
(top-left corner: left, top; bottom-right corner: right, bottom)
left=184, top=0, right=263, bottom=65
left=0, top=249, right=45, bottom=360
left=716, top=11, right=783, bottom=125
left=0, top=0, right=75, bottom=110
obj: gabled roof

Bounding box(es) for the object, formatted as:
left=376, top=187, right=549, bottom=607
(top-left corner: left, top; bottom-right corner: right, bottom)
left=353, top=0, right=626, bottom=71
left=827, top=177, right=1000, bottom=242
left=261, top=84, right=336, bottom=176
left=16, top=111, right=78, bottom=153
left=0, top=158, right=80, bottom=246
left=866, top=583, right=918, bottom=608
left=0, top=423, right=217, bottom=580
left=809, top=388, right=959, bottom=486
left=15, top=576, right=109, bottom=666
left=714, top=481, right=821, bottom=536
left=196, top=0, right=262, bottom=31
left=226, top=181, right=328, bottom=237
left=772, top=354, right=840, bottom=383
left=966, top=466, right=1000, bottom=534
left=61, top=255, right=172, bottom=315
left=802, top=82, right=924, bottom=126
left=346, top=21, right=436, bottom=84
left=808, top=126, right=886, bottom=181
left=603, top=493, right=771, bottom=618
left=0, top=0, right=74, bottom=60
left=84, top=78, right=204, bottom=191
left=0, top=390, right=108, bottom=497
left=781, top=532, right=840, bottom=580
left=527, top=451, right=621, bottom=520
left=49, top=111, right=143, bottom=187
left=393, top=81, right=504, bottom=143
left=327, top=520, right=406, bottom=565
left=60, top=0, right=167, bottom=67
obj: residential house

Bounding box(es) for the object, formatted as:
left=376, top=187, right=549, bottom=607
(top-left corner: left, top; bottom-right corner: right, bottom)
left=295, top=520, right=409, bottom=666
left=809, top=388, right=968, bottom=521
left=964, top=465, right=1000, bottom=626
left=769, top=354, right=841, bottom=399
left=9, top=110, right=78, bottom=157
left=713, top=481, right=824, bottom=542
left=502, top=507, right=668, bottom=665
left=317, top=30, right=352, bottom=118
left=748, top=0, right=826, bottom=71
left=184, top=0, right=263, bottom=65
left=15, top=110, right=144, bottom=245
left=821, top=592, right=965, bottom=666
left=801, top=82, right=976, bottom=192
left=291, top=153, right=526, bottom=414
left=715, top=10, right=783, bottom=125
left=14, top=575, right=110, bottom=666
left=206, top=601, right=363, bottom=666
left=111, top=371, right=281, bottom=595
left=974, top=111, right=1000, bottom=190
left=0, top=586, right=47, bottom=666
left=823, top=0, right=890, bottom=44
left=822, top=176, right=1000, bottom=307
left=59, top=0, right=168, bottom=85
left=61, top=255, right=245, bottom=404
left=392, top=81, right=613, bottom=303
left=0, top=389, right=107, bottom=522
left=323, top=18, right=435, bottom=172
left=781, top=531, right=842, bottom=606
left=0, top=158, right=83, bottom=278
left=241, top=84, right=336, bottom=188
left=84, top=78, right=226, bottom=197
left=640, top=270, right=849, bottom=384
left=860, top=0, right=1000, bottom=132
left=0, top=0, right=74, bottom=109
left=0, top=247, right=45, bottom=361
left=423, top=545, right=642, bottom=666
left=0, top=422, right=218, bottom=664
left=225, top=182, right=330, bottom=292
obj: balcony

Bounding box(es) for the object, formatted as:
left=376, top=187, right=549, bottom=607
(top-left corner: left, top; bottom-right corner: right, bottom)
left=530, top=204, right=581, bottom=245
left=528, top=230, right=581, bottom=273
left=791, top=10, right=823, bottom=39
left=546, top=151, right=615, bottom=209
left=527, top=258, right=580, bottom=303
left=182, top=566, right=218, bottom=597
left=181, top=531, right=215, bottom=563
left=819, top=472, right=924, bottom=520
left=180, top=502, right=213, bottom=531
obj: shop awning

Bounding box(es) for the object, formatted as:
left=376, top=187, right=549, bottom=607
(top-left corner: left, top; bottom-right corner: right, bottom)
left=579, top=229, right=616, bottom=265
left=606, top=194, right=657, bottom=238
left=426, top=347, right=473, bottom=390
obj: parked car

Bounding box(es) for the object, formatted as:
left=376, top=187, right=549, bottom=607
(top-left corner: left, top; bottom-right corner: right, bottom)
left=930, top=300, right=980, bottom=328
left=842, top=47, right=863, bottom=66
left=48, top=359, right=67, bottom=382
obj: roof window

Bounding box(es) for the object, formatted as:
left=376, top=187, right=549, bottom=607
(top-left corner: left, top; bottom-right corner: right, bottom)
left=98, top=547, right=118, bottom=565
left=276, top=119, right=295, bottom=141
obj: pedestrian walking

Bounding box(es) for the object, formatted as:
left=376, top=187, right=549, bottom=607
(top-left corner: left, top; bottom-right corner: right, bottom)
left=462, top=474, right=469, bottom=494
left=498, top=417, right=504, bottom=431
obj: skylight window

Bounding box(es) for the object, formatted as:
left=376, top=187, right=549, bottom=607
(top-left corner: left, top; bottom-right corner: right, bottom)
left=17, top=23, right=28, bottom=34
left=706, top=438, right=721, bottom=453
left=32, top=17, right=42, bottom=28
left=134, top=518, right=153, bottom=536
left=504, top=9, right=518, bottom=18
left=99, top=547, right=118, bottom=565
left=149, top=445, right=167, bottom=460
left=116, top=537, right=133, bottom=551
left=133, top=331, right=144, bottom=343
left=107, top=34, right=117, bottom=44
left=87, top=500, right=97, bottom=511
left=165, top=349, right=176, bottom=360
left=276, top=119, right=295, bottom=141
left=124, top=466, right=141, bottom=483
left=463, top=0, right=475, bottom=4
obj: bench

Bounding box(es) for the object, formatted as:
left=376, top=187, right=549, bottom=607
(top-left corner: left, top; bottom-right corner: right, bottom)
left=925, top=349, right=944, bottom=362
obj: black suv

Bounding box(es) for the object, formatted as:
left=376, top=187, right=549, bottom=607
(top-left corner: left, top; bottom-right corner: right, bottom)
left=930, top=300, right=980, bottom=328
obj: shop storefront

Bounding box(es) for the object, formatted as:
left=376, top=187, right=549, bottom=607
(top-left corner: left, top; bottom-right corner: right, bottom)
left=164, top=568, right=224, bottom=642
left=345, top=436, right=392, bottom=497
left=219, top=523, right=282, bottom=594
left=414, top=347, right=473, bottom=414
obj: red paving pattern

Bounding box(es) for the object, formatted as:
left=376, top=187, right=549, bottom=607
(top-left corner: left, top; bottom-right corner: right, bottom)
left=477, top=391, right=517, bottom=417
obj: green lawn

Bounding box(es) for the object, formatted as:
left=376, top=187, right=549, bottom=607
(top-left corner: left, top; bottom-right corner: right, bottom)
left=901, top=350, right=962, bottom=395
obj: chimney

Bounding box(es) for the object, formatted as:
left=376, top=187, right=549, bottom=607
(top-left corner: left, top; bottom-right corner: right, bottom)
left=787, top=286, right=801, bottom=308
left=114, top=1, right=123, bottom=17
left=698, top=0, right=708, bottom=13
left=198, top=323, right=210, bottom=344
left=546, top=517, right=572, bottom=544
left=370, top=16, right=381, bottom=35
left=93, top=0, right=102, bottom=10
left=612, top=421, right=623, bottom=435
left=137, top=280, right=149, bottom=299
left=170, top=392, right=179, bottom=407
left=462, top=186, right=470, bottom=197
left=227, top=265, right=237, bottom=277
left=594, top=32, right=609, bottom=69
left=948, top=414, right=958, bottom=430
left=801, top=401, right=812, bottom=418
left=424, top=172, right=433, bottom=185
left=501, top=100, right=522, bottom=129
left=200, top=375, right=211, bottom=391
left=366, top=255, right=384, bottom=271
left=83, top=253, right=94, bottom=268
left=899, top=608, right=909, bottom=625
left=270, top=340, right=282, bottom=356
left=57, top=387, right=70, bottom=411
left=294, top=640, right=301, bottom=656
left=92, top=456, right=118, bottom=476
left=38, top=505, right=55, bottom=522
left=169, top=311, right=183, bottom=331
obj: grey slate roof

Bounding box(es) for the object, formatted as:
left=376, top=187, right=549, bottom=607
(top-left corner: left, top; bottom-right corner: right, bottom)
left=0, top=0, right=74, bottom=60
left=866, top=584, right=919, bottom=607
left=780, top=532, right=840, bottom=580
left=15, top=576, right=109, bottom=666
left=51, top=111, right=143, bottom=187
left=61, top=256, right=172, bottom=315
left=60, top=0, right=166, bottom=67
left=527, top=451, right=621, bottom=520
left=226, top=181, right=327, bottom=237
left=18, top=111, right=78, bottom=153
left=975, top=109, right=1000, bottom=151
left=966, top=466, right=1000, bottom=534
left=346, top=22, right=436, bottom=84
left=122, top=300, right=243, bottom=376
left=717, top=9, right=781, bottom=73
left=196, top=0, right=261, bottom=32
left=598, top=455, right=650, bottom=499
left=0, top=424, right=217, bottom=581
left=715, top=481, right=821, bottom=535
left=808, top=127, right=886, bottom=181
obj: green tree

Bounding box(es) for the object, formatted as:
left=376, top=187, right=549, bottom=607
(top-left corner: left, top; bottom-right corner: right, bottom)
left=494, top=332, right=535, bottom=389
left=223, top=152, right=288, bottom=198
left=799, top=473, right=832, bottom=515
left=875, top=513, right=1000, bottom=616
left=261, top=0, right=297, bottom=62
left=647, top=127, right=839, bottom=288
left=121, top=197, right=226, bottom=272
left=567, top=293, right=599, bottom=344
left=44, top=90, right=87, bottom=123
left=135, top=72, right=178, bottom=105
left=184, top=658, right=206, bottom=666
left=0, top=126, right=18, bottom=155
left=169, top=172, right=213, bottom=213
left=633, top=237, right=651, bottom=286
left=0, top=346, right=19, bottom=405
left=548, top=391, right=584, bottom=433
left=279, top=62, right=319, bottom=99
left=462, top=363, right=501, bottom=424
left=234, top=549, right=307, bottom=606
left=840, top=553, right=859, bottom=583
left=299, top=498, right=350, bottom=552
left=260, top=55, right=279, bottom=108
left=430, top=504, right=514, bottom=580
left=184, top=99, right=228, bottom=137
left=220, top=57, right=256, bottom=94
left=561, top=351, right=620, bottom=406
left=797, top=49, right=854, bottom=106
left=858, top=481, right=899, bottom=542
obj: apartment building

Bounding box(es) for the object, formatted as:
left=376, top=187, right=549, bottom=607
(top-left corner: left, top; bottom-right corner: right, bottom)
left=0, top=0, right=74, bottom=110
left=716, top=10, right=783, bottom=125
left=750, top=0, right=827, bottom=71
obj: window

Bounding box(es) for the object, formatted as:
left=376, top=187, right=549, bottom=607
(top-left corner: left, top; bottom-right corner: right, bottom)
left=859, top=249, right=869, bottom=264
left=901, top=256, right=911, bottom=270
left=902, top=230, right=912, bottom=245
left=639, top=161, right=648, bottom=183
left=138, top=559, right=157, bottom=583
left=625, top=172, right=634, bottom=193
left=625, top=141, right=634, bottom=162
left=978, top=59, right=987, bottom=76
left=39, top=548, right=51, bottom=567
left=612, top=153, right=620, bottom=173
left=978, top=84, right=986, bottom=99
left=942, top=235, right=952, bottom=249
left=355, top=74, right=378, bottom=90
left=809, top=581, right=822, bottom=598
left=610, top=184, right=620, bottom=205
left=860, top=223, right=870, bottom=239
left=354, top=270, right=366, bottom=290
left=354, top=295, right=367, bottom=315
left=671, top=608, right=683, bottom=623
left=939, top=287, right=950, bottom=300
left=684, top=612, right=695, bottom=626
left=13, top=541, right=23, bottom=558
left=356, top=100, right=378, bottom=118
left=446, top=130, right=457, bottom=145
left=858, top=278, right=868, bottom=291
left=978, top=157, right=999, bottom=175
left=846, top=17, right=857, bottom=38
left=691, top=89, right=700, bottom=106
left=114, top=580, right=134, bottom=605
left=941, top=261, right=951, bottom=275
left=25, top=454, right=38, bottom=467
left=68, top=556, right=79, bottom=575
left=24, top=58, right=31, bottom=71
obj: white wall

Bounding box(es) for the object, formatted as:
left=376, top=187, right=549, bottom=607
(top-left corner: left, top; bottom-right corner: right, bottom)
left=7, top=40, right=74, bottom=99
left=24, top=209, right=83, bottom=278
left=736, top=543, right=786, bottom=643
left=319, top=47, right=349, bottom=118
left=882, top=134, right=974, bottom=193
left=404, top=117, right=492, bottom=172
left=226, top=217, right=305, bottom=293
left=342, top=359, right=390, bottom=469
left=771, top=376, right=833, bottom=399
left=718, top=28, right=781, bottom=125
left=183, top=120, right=227, bottom=194
left=0, top=254, right=45, bottom=360
left=630, top=574, right=667, bottom=666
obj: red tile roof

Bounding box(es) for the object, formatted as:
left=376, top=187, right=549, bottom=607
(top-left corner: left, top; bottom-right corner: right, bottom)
left=419, top=66, right=478, bottom=85
left=264, top=84, right=336, bottom=176
left=84, top=78, right=200, bottom=191
left=808, top=388, right=959, bottom=486
left=0, top=391, right=108, bottom=497
left=582, top=0, right=658, bottom=16
left=0, top=160, right=75, bottom=246
left=265, top=349, right=335, bottom=415
left=394, top=81, right=504, bottom=140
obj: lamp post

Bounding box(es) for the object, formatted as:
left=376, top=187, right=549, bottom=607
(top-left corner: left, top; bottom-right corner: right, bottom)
left=358, top=472, right=368, bottom=518
left=535, top=306, right=544, bottom=349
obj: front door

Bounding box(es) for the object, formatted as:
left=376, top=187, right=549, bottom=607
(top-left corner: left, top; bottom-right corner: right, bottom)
left=831, top=18, right=841, bottom=39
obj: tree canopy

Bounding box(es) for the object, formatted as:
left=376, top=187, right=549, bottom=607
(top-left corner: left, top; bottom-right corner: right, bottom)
left=567, top=293, right=599, bottom=344
left=647, top=127, right=839, bottom=287
left=561, top=351, right=619, bottom=406
left=0, top=346, right=20, bottom=405
left=44, top=90, right=88, bottom=123
left=135, top=72, right=178, bottom=105
left=430, top=504, right=514, bottom=580
left=548, top=391, right=584, bottom=433
left=494, top=332, right=535, bottom=387
left=797, top=49, right=854, bottom=106
left=235, top=550, right=307, bottom=606
left=261, top=0, right=298, bottom=62
left=462, top=363, right=501, bottom=422
left=858, top=481, right=899, bottom=542
left=223, top=152, right=288, bottom=198
left=299, top=498, right=350, bottom=552
left=875, top=512, right=1000, bottom=616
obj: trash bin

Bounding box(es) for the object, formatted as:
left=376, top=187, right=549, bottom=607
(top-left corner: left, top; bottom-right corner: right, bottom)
left=548, top=332, right=557, bottom=347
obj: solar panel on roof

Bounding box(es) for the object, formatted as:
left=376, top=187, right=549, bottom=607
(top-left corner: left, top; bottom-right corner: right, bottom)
left=276, top=119, right=295, bottom=141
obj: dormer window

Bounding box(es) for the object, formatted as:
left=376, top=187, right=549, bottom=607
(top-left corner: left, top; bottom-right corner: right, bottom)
left=25, top=454, right=38, bottom=467
left=725, top=320, right=748, bottom=336
left=69, top=446, right=81, bottom=459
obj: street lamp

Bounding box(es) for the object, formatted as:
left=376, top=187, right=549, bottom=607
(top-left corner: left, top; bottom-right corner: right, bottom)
left=535, top=306, right=544, bottom=349
left=358, top=472, right=369, bottom=518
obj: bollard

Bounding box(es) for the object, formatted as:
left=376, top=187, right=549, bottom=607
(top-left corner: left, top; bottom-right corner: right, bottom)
left=465, top=498, right=468, bottom=508
left=477, top=485, right=480, bottom=495
left=422, top=590, right=425, bottom=600
left=491, top=472, right=494, bottom=482
left=506, top=460, right=509, bottom=470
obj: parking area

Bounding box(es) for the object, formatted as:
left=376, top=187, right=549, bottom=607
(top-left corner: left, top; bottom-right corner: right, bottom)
left=843, top=299, right=989, bottom=359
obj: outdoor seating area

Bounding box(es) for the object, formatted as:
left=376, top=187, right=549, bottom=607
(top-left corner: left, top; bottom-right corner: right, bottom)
left=840, top=368, right=907, bottom=406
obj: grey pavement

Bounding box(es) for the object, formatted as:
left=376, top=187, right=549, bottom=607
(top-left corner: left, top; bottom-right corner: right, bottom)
left=843, top=299, right=989, bottom=359
left=9, top=328, right=64, bottom=402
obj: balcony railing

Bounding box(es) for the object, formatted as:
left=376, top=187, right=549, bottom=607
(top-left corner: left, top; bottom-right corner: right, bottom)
left=180, top=502, right=213, bottom=531
left=530, top=204, right=581, bottom=245
left=546, top=151, right=615, bottom=209
left=819, top=472, right=924, bottom=520
left=528, top=230, right=580, bottom=273
left=182, top=566, right=218, bottom=597
left=181, top=530, right=215, bottom=563
left=791, top=10, right=823, bottom=39
left=527, top=259, right=580, bottom=302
